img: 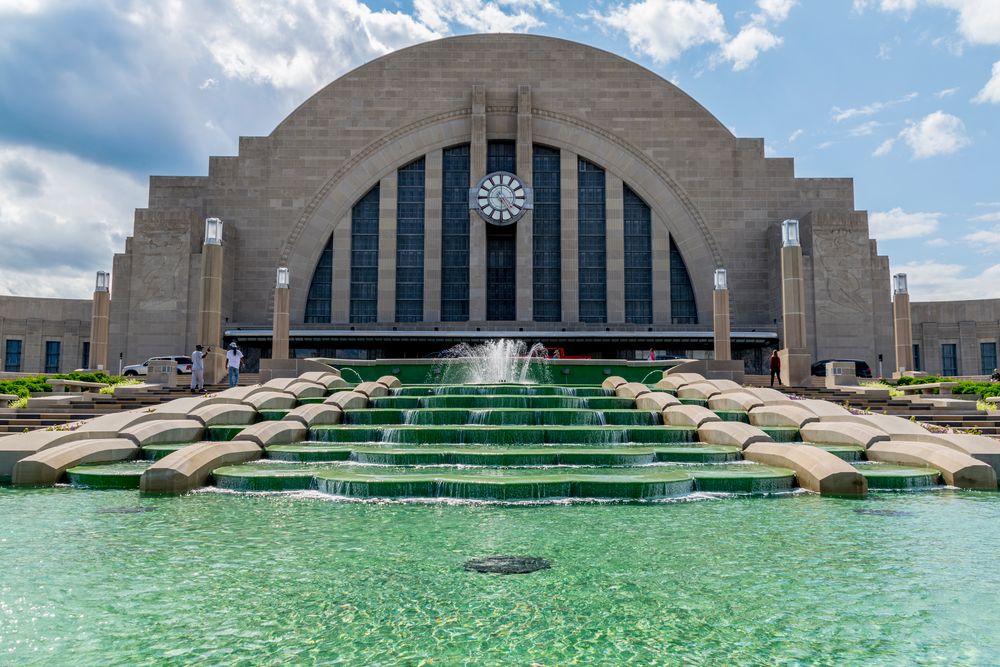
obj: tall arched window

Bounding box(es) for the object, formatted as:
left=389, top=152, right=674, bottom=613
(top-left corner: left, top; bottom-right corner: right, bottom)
left=670, top=238, right=697, bottom=324
left=441, top=144, right=470, bottom=321
left=349, top=185, right=380, bottom=323
left=395, top=157, right=425, bottom=322
left=532, top=145, right=561, bottom=322
left=623, top=186, right=652, bottom=324
left=304, top=235, right=333, bottom=323
left=578, top=158, right=607, bottom=323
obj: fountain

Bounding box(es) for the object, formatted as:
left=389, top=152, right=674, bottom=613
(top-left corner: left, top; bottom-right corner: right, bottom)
left=433, top=339, right=552, bottom=385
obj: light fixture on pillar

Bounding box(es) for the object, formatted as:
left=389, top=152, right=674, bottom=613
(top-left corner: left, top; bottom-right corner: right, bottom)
left=95, top=271, right=110, bottom=292
left=276, top=267, right=290, bottom=289
left=714, top=268, right=727, bottom=290
left=893, top=273, right=908, bottom=295
left=781, top=219, right=800, bottom=247
left=204, top=217, right=224, bottom=245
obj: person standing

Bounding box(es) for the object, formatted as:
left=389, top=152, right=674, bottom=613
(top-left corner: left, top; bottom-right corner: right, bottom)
left=769, top=350, right=782, bottom=387
left=648, top=348, right=656, bottom=361
left=226, top=342, right=244, bottom=388
left=190, top=344, right=210, bottom=393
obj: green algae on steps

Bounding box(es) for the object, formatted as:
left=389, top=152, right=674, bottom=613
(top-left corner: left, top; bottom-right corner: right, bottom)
left=66, top=461, right=152, bottom=489
left=760, top=427, right=801, bottom=443
left=686, top=465, right=796, bottom=494
left=308, top=424, right=696, bottom=445
left=341, top=408, right=661, bottom=427
left=206, top=426, right=247, bottom=441
left=265, top=444, right=354, bottom=462
left=853, top=462, right=942, bottom=490
left=369, top=395, right=635, bottom=410
left=393, top=385, right=614, bottom=397
left=653, top=445, right=742, bottom=463
left=257, top=410, right=289, bottom=421
left=714, top=410, right=750, bottom=423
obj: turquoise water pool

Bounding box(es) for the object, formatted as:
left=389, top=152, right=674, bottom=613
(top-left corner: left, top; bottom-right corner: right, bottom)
left=3, top=486, right=1000, bottom=665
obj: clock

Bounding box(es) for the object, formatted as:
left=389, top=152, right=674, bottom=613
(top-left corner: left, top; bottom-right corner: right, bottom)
left=469, top=171, right=532, bottom=226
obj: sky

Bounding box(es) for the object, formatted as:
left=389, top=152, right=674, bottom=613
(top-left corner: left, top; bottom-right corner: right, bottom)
left=0, top=0, right=997, bottom=302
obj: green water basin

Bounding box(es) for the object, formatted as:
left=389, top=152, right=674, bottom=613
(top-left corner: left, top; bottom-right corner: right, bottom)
left=809, top=444, right=867, bottom=461
left=257, top=409, right=289, bottom=421
left=369, top=395, right=636, bottom=410
left=341, top=407, right=661, bottom=427
left=205, top=426, right=247, bottom=441
left=66, top=461, right=152, bottom=489
left=393, top=384, right=614, bottom=397
left=853, top=462, right=942, bottom=489
left=309, top=424, right=696, bottom=446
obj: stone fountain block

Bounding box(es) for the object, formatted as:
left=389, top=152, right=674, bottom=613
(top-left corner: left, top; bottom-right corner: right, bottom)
left=140, top=441, right=262, bottom=494
left=377, top=375, right=402, bottom=389
left=744, top=443, right=867, bottom=496
left=698, top=421, right=772, bottom=449
left=189, top=403, right=258, bottom=427
left=355, top=382, right=388, bottom=398
left=748, top=404, right=818, bottom=429
left=798, top=421, right=888, bottom=449
left=917, top=433, right=1000, bottom=476
left=708, top=392, right=764, bottom=412
left=325, top=391, right=368, bottom=410
left=794, top=399, right=854, bottom=418
left=615, top=382, right=651, bottom=399
left=213, top=386, right=264, bottom=402
left=283, top=404, right=343, bottom=428
left=262, top=377, right=301, bottom=392
left=662, top=405, right=721, bottom=428
left=676, top=382, right=722, bottom=401
left=601, top=376, right=627, bottom=391
left=635, top=393, right=680, bottom=411
left=285, top=381, right=327, bottom=399
left=0, top=430, right=96, bottom=481
left=867, top=441, right=997, bottom=490
left=298, top=371, right=342, bottom=388
left=120, top=419, right=205, bottom=446
left=704, top=379, right=744, bottom=394
left=244, top=391, right=297, bottom=411
left=233, top=421, right=308, bottom=447
left=742, top=387, right=797, bottom=406
left=12, top=438, right=138, bottom=486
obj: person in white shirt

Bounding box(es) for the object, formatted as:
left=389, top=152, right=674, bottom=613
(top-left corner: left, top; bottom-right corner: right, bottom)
left=226, top=342, right=244, bottom=388
left=190, top=344, right=210, bottom=393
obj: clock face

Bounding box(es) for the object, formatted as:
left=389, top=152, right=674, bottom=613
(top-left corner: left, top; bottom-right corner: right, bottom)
left=473, top=171, right=529, bottom=225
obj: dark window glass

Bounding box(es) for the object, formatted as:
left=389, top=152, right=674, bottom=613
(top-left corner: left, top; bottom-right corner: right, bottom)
left=487, top=140, right=516, bottom=174
left=441, top=145, right=470, bottom=321
left=45, top=340, right=60, bottom=374
left=4, top=339, right=22, bottom=373
left=82, top=341, right=90, bottom=370
left=912, top=344, right=921, bottom=372
left=670, top=238, right=698, bottom=324
left=349, top=185, right=380, bottom=323
left=623, top=186, right=652, bottom=324
left=942, top=343, right=958, bottom=376
left=532, top=145, right=561, bottom=322
left=305, top=236, right=333, bottom=323
left=578, top=158, right=606, bottom=323
left=487, top=228, right=516, bottom=320
left=396, top=157, right=425, bottom=322
left=981, top=342, right=997, bottom=376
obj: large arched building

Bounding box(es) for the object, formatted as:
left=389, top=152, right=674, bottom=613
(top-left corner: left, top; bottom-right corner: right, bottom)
left=103, top=34, right=893, bottom=373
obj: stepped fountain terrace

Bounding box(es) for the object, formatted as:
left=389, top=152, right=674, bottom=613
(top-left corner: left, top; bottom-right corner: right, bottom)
left=5, top=350, right=1000, bottom=663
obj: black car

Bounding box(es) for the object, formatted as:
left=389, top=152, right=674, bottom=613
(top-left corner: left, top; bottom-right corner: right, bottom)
left=811, top=359, right=873, bottom=378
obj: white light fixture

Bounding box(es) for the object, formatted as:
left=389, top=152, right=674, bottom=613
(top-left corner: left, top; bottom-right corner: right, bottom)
left=714, top=268, right=727, bottom=290
left=781, top=219, right=800, bottom=247
left=893, top=273, right=908, bottom=295
left=204, top=217, right=224, bottom=245
left=276, top=267, right=290, bottom=289
left=95, top=271, right=110, bottom=293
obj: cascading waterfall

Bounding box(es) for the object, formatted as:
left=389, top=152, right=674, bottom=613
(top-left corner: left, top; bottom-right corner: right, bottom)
left=432, top=339, right=553, bottom=385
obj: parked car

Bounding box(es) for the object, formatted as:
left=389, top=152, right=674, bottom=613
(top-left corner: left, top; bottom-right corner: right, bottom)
left=122, top=356, right=194, bottom=376
left=810, top=359, right=873, bottom=378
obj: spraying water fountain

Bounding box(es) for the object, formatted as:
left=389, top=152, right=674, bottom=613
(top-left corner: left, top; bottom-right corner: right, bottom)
left=433, top=339, right=552, bottom=385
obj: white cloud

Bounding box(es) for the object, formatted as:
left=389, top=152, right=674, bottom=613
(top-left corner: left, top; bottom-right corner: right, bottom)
left=831, top=92, right=918, bottom=122
left=847, top=120, right=882, bottom=137
left=892, top=261, right=1000, bottom=301
left=973, top=60, right=1000, bottom=104
left=963, top=226, right=1000, bottom=252
left=873, top=137, right=896, bottom=156
left=788, top=128, right=804, bottom=142
left=900, top=110, right=971, bottom=158
left=869, top=207, right=942, bottom=240
left=718, top=24, right=781, bottom=71
left=415, top=0, right=549, bottom=33
left=877, top=43, right=892, bottom=59
left=755, top=0, right=796, bottom=23
left=855, top=1, right=1000, bottom=46
left=199, top=78, right=218, bottom=90
left=591, top=0, right=727, bottom=65
left=0, top=143, right=146, bottom=299
left=817, top=140, right=835, bottom=149
left=971, top=212, right=1000, bottom=223
left=0, top=0, right=45, bottom=14
left=976, top=202, right=1000, bottom=207
left=935, top=86, right=959, bottom=98
left=925, top=238, right=949, bottom=247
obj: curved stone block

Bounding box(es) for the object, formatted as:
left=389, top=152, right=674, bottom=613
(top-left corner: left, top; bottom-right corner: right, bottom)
left=708, top=392, right=764, bottom=412
left=634, top=392, right=680, bottom=411
left=706, top=379, right=744, bottom=394
left=189, top=403, right=258, bottom=427
left=283, top=404, right=342, bottom=427
left=324, top=390, right=368, bottom=410
left=601, top=376, right=627, bottom=390
left=799, top=422, right=888, bottom=449
left=698, top=421, right=772, bottom=449
left=262, top=377, right=300, bottom=391
left=867, top=441, right=997, bottom=490
left=244, top=391, right=297, bottom=411
left=12, top=439, right=138, bottom=486
left=121, top=419, right=205, bottom=446
left=213, top=386, right=264, bottom=402
left=140, top=441, right=262, bottom=494
left=354, top=381, right=388, bottom=398
left=921, top=433, right=1000, bottom=475
left=376, top=375, right=402, bottom=389
left=0, top=430, right=92, bottom=480
left=155, top=396, right=242, bottom=416
left=849, top=414, right=928, bottom=438
left=744, top=443, right=867, bottom=496
left=616, top=382, right=651, bottom=399
left=285, top=381, right=327, bottom=399
left=233, top=421, right=308, bottom=447
left=748, top=404, right=819, bottom=429
left=796, top=399, right=854, bottom=418
left=76, top=408, right=176, bottom=435
left=663, top=405, right=722, bottom=428
left=298, top=371, right=342, bottom=388
left=742, top=387, right=792, bottom=405
left=677, top=382, right=721, bottom=401
left=655, top=373, right=704, bottom=391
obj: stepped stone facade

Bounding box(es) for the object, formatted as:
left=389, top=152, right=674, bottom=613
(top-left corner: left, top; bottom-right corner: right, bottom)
left=7, top=35, right=909, bottom=373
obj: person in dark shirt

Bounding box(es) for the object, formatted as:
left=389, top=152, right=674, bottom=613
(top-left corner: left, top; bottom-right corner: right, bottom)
left=769, top=351, right=782, bottom=387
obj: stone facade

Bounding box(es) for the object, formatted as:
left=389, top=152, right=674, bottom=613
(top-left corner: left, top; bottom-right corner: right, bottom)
left=0, top=296, right=92, bottom=374
left=910, top=299, right=1000, bottom=377
left=92, top=35, right=893, bottom=370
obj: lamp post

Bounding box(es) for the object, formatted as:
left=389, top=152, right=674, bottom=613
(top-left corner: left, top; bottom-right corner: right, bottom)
left=713, top=268, right=731, bottom=361
left=89, top=271, right=110, bottom=370
left=273, top=267, right=290, bottom=360
left=779, top=219, right=810, bottom=386
left=892, top=273, right=913, bottom=375
left=197, top=217, right=225, bottom=384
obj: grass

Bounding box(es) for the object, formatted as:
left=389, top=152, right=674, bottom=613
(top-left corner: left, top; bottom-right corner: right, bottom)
left=859, top=381, right=903, bottom=397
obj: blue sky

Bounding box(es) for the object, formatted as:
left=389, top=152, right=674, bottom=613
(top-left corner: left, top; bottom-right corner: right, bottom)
left=0, top=0, right=997, bottom=300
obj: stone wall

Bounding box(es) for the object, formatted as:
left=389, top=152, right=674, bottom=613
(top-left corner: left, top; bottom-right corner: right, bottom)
left=911, top=299, right=1000, bottom=376
left=0, top=296, right=92, bottom=374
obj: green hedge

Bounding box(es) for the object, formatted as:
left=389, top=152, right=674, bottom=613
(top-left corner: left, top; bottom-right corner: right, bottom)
left=893, top=375, right=1000, bottom=398
left=1, top=372, right=125, bottom=399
